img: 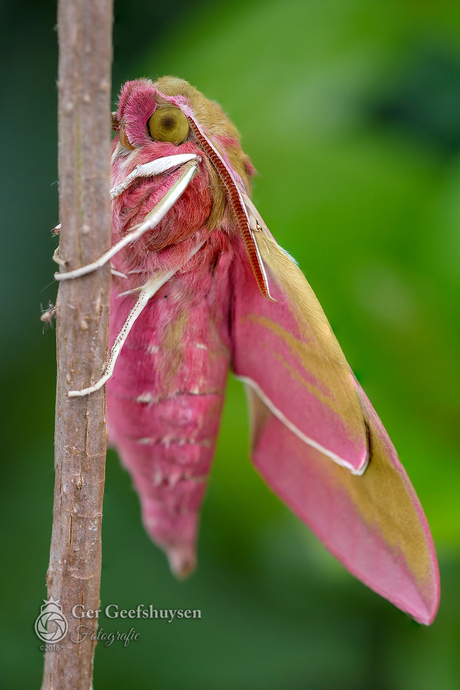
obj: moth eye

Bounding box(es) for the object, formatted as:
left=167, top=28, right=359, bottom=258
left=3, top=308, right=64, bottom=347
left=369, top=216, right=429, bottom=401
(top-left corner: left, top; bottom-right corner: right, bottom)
left=148, top=107, right=189, bottom=144
left=119, top=124, right=135, bottom=151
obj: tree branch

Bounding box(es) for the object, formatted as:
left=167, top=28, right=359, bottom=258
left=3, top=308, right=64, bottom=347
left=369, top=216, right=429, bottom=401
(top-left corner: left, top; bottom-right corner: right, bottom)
left=41, top=0, right=113, bottom=687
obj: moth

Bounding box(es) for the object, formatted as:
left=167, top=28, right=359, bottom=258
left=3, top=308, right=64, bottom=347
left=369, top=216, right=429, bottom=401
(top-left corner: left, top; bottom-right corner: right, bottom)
left=56, top=76, right=440, bottom=624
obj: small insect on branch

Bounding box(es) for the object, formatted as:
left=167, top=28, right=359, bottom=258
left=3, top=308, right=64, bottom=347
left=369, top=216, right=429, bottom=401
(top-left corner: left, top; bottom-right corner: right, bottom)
left=40, top=302, right=57, bottom=328
left=41, top=0, right=113, bottom=688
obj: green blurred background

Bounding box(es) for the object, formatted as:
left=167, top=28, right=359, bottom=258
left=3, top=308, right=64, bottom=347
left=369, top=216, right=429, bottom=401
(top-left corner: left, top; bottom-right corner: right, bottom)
left=1, top=0, right=460, bottom=687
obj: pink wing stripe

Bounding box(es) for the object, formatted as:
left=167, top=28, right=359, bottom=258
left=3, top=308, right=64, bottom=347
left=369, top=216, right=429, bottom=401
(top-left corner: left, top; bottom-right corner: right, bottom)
left=249, top=394, right=439, bottom=624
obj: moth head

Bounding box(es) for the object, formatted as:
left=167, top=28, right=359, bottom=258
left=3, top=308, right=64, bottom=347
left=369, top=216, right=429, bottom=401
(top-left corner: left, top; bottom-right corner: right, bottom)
left=112, top=77, right=271, bottom=297
left=112, top=78, right=255, bottom=232
left=113, top=78, right=254, bottom=183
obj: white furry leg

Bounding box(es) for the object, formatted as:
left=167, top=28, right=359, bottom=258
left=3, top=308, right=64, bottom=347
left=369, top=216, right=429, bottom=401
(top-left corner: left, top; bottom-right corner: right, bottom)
left=68, top=238, right=207, bottom=397
left=55, top=159, right=198, bottom=282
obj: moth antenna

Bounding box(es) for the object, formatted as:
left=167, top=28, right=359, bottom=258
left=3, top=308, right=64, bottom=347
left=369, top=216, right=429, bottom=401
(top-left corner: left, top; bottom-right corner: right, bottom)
left=55, top=160, right=198, bottom=282
left=185, top=116, right=275, bottom=301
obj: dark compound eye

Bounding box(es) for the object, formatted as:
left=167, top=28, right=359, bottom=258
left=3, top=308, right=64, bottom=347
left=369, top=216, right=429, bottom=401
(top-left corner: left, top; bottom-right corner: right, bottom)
left=148, top=107, right=189, bottom=144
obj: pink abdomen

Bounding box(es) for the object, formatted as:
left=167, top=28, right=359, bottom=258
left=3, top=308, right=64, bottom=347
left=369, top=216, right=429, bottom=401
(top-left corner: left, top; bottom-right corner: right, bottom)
left=107, top=263, right=231, bottom=576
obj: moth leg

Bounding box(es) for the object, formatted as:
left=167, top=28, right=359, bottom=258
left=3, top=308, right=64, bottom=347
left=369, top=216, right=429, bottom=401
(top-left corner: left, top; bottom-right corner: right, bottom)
left=68, top=238, right=207, bottom=398
left=68, top=268, right=177, bottom=398
left=55, top=159, right=198, bottom=282
left=52, top=246, right=66, bottom=267
left=68, top=270, right=175, bottom=398
left=111, top=266, right=128, bottom=279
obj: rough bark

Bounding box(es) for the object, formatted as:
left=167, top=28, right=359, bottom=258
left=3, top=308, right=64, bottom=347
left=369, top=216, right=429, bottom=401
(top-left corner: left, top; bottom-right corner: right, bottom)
left=41, top=0, right=113, bottom=687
